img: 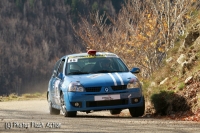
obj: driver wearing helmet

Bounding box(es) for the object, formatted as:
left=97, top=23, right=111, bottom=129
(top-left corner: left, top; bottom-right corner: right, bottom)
left=100, top=59, right=115, bottom=71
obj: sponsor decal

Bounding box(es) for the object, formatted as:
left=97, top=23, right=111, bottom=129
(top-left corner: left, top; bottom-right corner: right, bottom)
left=104, top=53, right=118, bottom=57
left=68, top=55, right=104, bottom=59
left=68, top=58, right=78, bottom=63
left=87, top=74, right=105, bottom=79
left=68, top=53, right=117, bottom=60
left=54, top=80, right=60, bottom=96
left=94, top=94, right=120, bottom=101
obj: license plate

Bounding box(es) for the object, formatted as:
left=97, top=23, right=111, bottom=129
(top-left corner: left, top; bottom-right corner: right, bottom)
left=94, top=94, right=120, bottom=101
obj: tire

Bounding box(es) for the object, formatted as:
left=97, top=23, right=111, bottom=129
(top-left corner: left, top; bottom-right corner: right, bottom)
left=60, top=93, right=77, bottom=117
left=129, top=97, right=145, bottom=117
left=110, top=109, right=121, bottom=115
left=48, top=93, right=60, bottom=115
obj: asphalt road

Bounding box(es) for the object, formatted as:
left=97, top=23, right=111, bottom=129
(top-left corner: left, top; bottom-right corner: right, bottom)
left=0, top=100, right=199, bottom=133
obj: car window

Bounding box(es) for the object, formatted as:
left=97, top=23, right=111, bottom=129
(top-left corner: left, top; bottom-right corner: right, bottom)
left=113, top=58, right=129, bottom=72
left=58, top=59, right=65, bottom=74
left=66, top=57, right=129, bottom=75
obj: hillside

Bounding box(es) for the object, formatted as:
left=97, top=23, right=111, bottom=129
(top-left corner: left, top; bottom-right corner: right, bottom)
left=144, top=16, right=200, bottom=121
left=0, top=0, right=123, bottom=95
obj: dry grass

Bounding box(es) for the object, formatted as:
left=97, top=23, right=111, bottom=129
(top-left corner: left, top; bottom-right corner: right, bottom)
left=142, top=12, right=200, bottom=117
left=0, top=92, right=46, bottom=102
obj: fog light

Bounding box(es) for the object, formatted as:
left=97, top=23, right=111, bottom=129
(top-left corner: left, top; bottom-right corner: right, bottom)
left=75, top=102, right=79, bottom=107
left=134, top=98, right=138, bottom=103
left=71, top=102, right=82, bottom=107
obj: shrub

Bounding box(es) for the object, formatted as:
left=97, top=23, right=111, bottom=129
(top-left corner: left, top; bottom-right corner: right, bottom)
left=9, top=93, right=18, bottom=98
left=151, top=91, right=172, bottom=115
left=33, top=92, right=42, bottom=97
left=178, top=82, right=185, bottom=90
left=22, top=94, right=37, bottom=98
left=151, top=90, right=190, bottom=115
left=92, top=2, right=98, bottom=12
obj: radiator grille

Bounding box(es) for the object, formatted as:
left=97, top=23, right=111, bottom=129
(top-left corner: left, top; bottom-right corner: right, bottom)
left=85, top=87, right=101, bottom=92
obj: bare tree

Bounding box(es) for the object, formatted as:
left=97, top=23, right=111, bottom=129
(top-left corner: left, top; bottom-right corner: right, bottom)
left=71, top=0, right=198, bottom=78
left=71, top=0, right=161, bottom=77
left=150, top=0, right=196, bottom=50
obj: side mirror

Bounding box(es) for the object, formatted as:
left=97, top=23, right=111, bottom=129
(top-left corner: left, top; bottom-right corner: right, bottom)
left=130, top=67, right=140, bottom=74
left=58, top=73, right=64, bottom=80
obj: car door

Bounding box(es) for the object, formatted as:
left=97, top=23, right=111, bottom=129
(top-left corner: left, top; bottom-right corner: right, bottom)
left=49, top=59, right=62, bottom=105
left=55, top=59, right=65, bottom=105
left=52, top=59, right=65, bottom=105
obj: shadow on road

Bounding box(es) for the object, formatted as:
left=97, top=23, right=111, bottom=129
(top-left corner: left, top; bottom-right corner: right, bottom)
left=0, top=109, right=144, bottom=120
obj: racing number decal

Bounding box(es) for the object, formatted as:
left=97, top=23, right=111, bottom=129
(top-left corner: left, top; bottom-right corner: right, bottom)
left=54, top=80, right=60, bottom=97
left=54, top=80, right=61, bottom=104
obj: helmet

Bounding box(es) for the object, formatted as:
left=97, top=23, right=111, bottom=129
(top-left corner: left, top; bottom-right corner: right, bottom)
left=100, top=59, right=111, bottom=68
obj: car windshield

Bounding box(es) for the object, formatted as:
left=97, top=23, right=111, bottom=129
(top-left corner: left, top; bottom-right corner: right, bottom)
left=66, top=57, right=129, bottom=75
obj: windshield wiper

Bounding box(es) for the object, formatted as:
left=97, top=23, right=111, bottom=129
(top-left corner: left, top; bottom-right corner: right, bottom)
left=68, top=72, right=89, bottom=75
left=96, top=70, right=109, bottom=73
left=109, top=70, right=124, bottom=73
left=96, top=70, right=126, bottom=73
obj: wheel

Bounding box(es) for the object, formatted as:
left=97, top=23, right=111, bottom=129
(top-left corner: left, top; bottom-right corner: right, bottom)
left=110, top=109, right=121, bottom=115
left=129, top=97, right=145, bottom=117
left=48, top=93, right=60, bottom=115
left=60, top=93, right=77, bottom=117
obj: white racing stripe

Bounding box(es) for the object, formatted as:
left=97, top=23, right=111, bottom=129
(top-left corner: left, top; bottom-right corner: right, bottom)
left=108, top=73, right=117, bottom=86
left=115, top=73, right=124, bottom=85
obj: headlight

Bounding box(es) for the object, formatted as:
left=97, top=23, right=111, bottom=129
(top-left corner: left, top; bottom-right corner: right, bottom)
left=68, top=82, right=85, bottom=92
left=127, top=78, right=141, bottom=89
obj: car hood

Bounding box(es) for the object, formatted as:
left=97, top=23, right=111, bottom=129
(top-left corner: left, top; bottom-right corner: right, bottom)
left=66, top=72, right=137, bottom=87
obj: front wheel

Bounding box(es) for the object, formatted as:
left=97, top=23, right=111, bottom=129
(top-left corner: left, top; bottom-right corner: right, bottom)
left=60, top=93, right=77, bottom=117
left=129, top=97, right=145, bottom=117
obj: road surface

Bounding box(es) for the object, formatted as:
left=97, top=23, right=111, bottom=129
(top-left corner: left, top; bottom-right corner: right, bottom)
left=0, top=100, right=199, bottom=133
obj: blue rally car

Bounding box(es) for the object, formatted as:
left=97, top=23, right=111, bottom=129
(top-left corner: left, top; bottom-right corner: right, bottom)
left=47, top=50, right=145, bottom=117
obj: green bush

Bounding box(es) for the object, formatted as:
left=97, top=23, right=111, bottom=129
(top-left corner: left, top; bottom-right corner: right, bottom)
left=92, top=2, right=98, bottom=12
left=151, top=91, right=190, bottom=115
left=151, top=91, right=172, bottom=115
left=15, top=0, right=26, bottom=11
left=29, top=0, right=35, bottom=8
left=178, top=82, right=185, bottom=90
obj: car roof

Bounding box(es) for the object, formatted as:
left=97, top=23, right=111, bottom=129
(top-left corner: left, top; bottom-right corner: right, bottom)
left=61, top=52, right=119, bottom=59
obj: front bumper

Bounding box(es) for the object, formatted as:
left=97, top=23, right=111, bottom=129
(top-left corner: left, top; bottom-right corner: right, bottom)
left=63, top=89, right=144, bottom=111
